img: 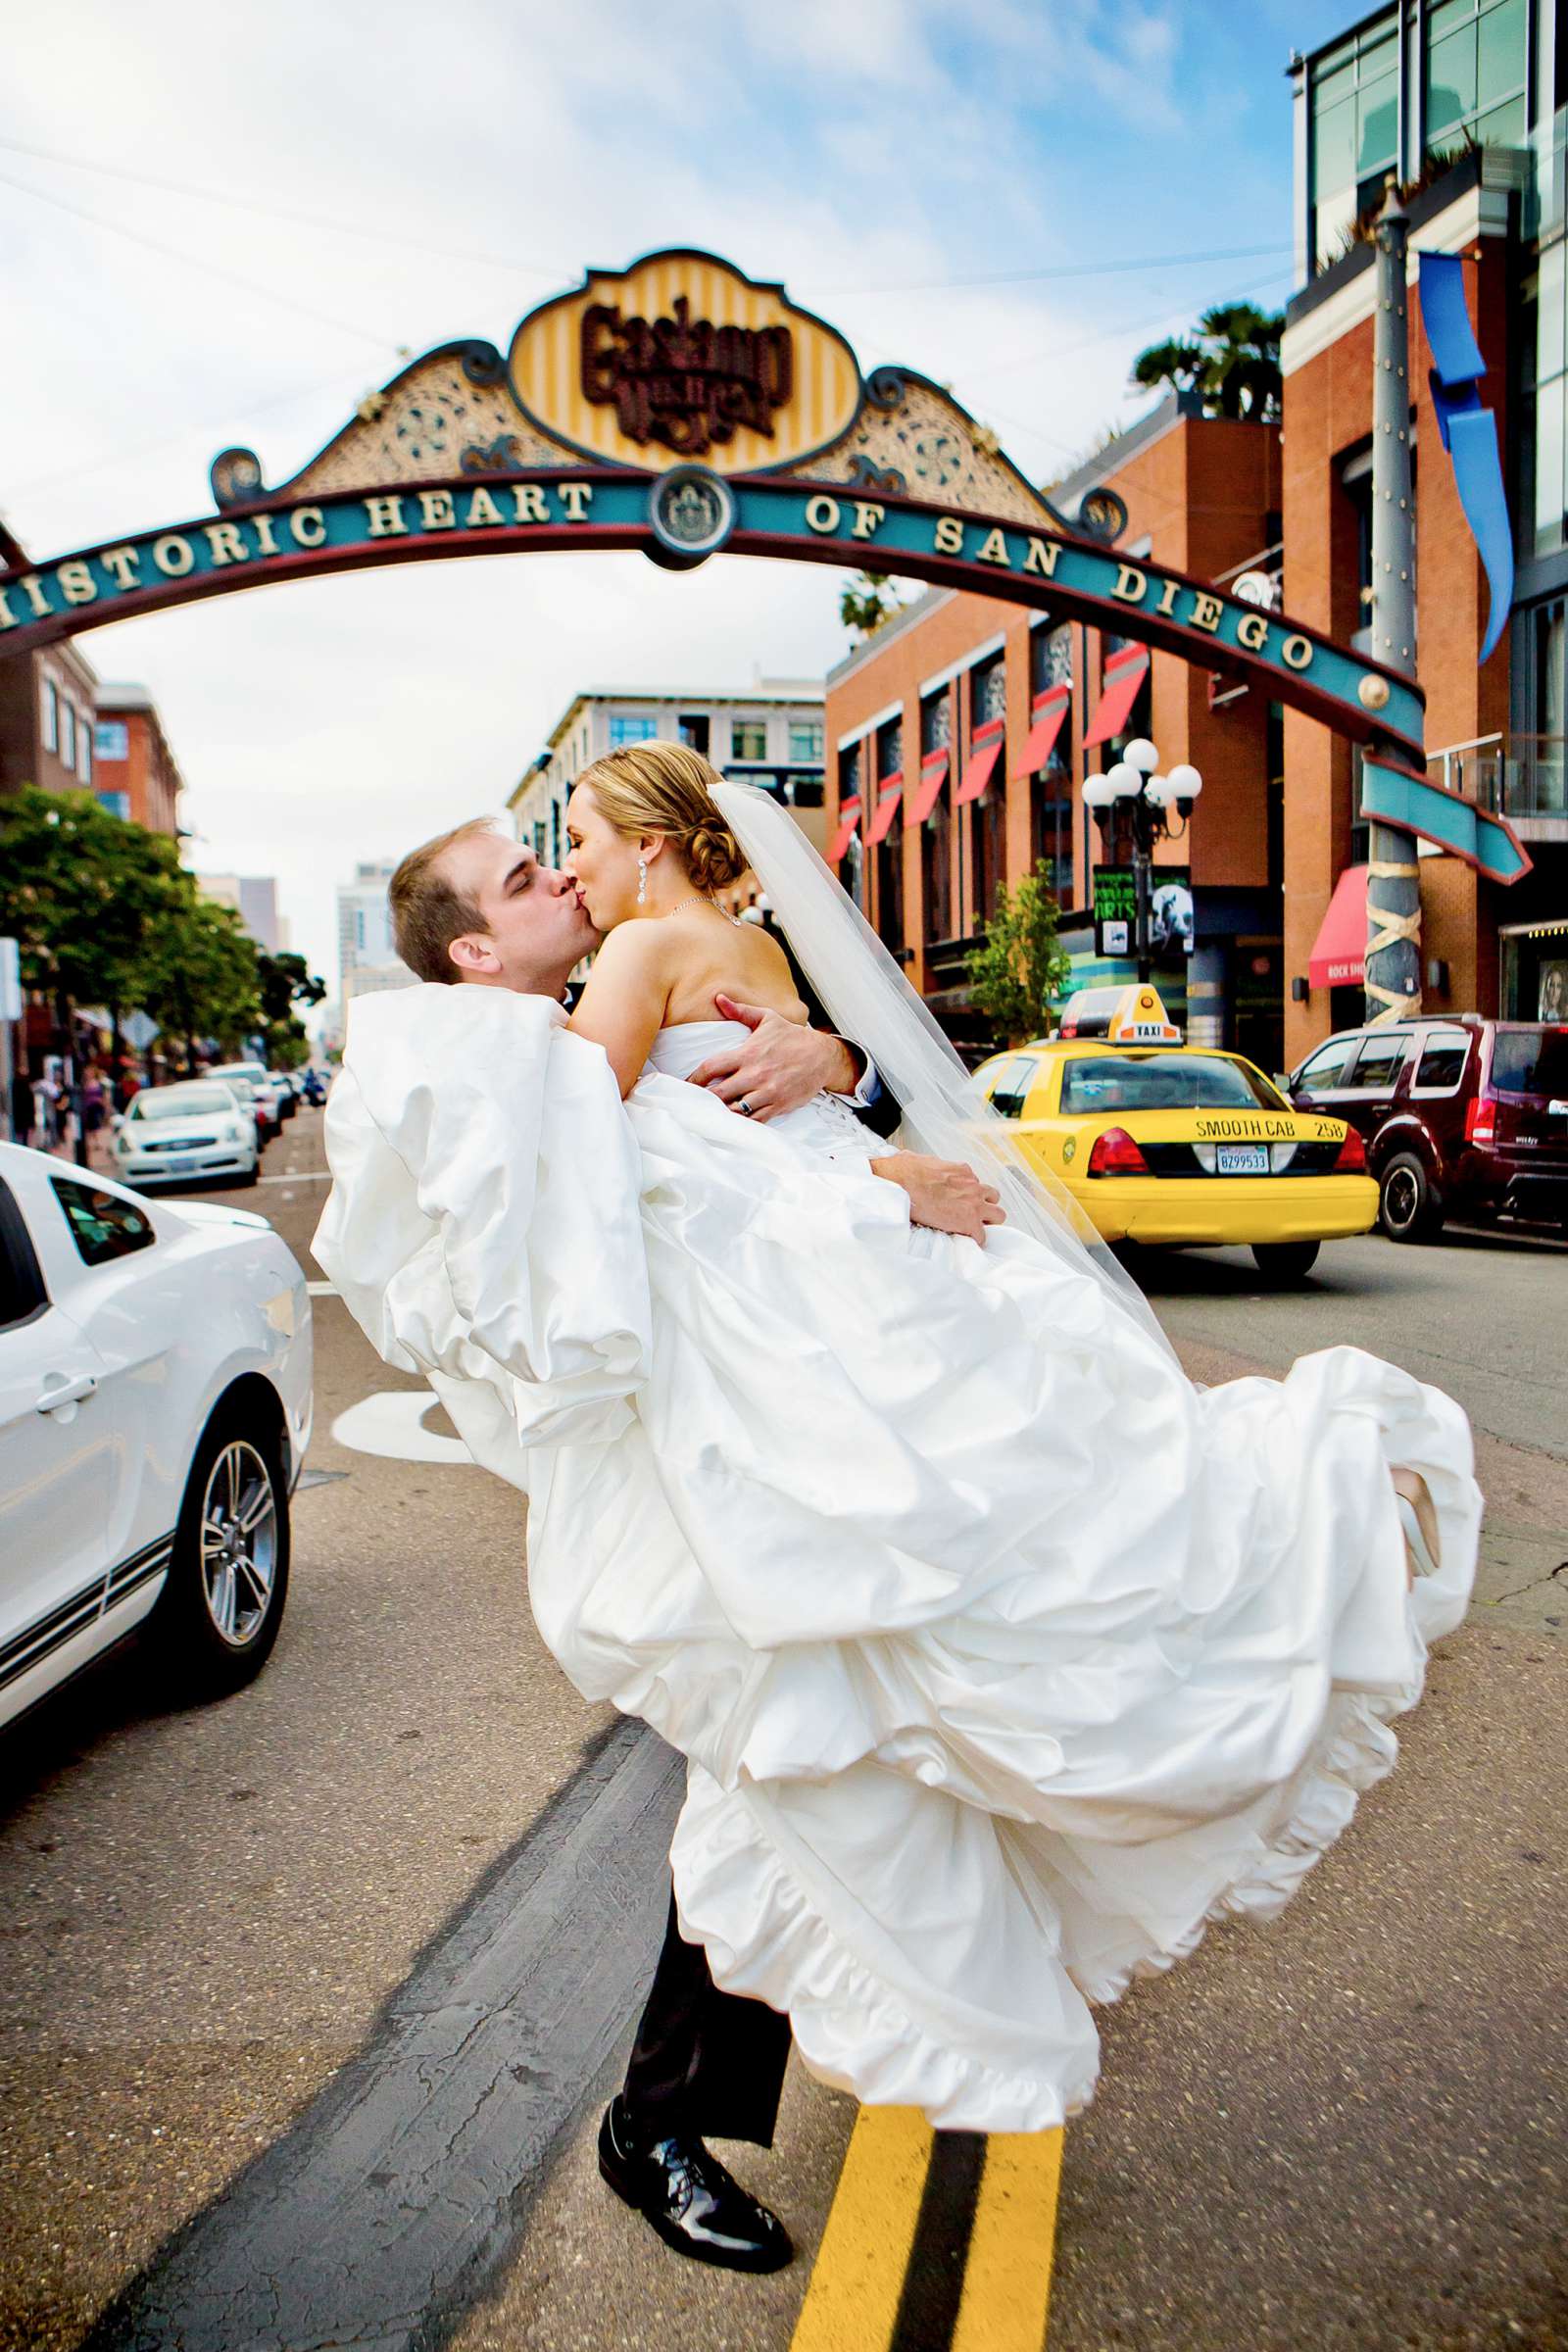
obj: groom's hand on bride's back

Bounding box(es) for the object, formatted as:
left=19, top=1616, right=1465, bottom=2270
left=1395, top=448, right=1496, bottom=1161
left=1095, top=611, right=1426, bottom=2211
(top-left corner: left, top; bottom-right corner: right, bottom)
left=687, top=993, right=860, bottom=1117
left=871, top=1152, right=1005, bottom=1245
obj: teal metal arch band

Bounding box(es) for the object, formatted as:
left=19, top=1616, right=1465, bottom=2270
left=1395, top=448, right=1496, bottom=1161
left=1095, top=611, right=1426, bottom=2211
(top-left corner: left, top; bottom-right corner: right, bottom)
left=0, top=468, right=1425, bottom=760
left=1358, top=758, right=1531, bottom=883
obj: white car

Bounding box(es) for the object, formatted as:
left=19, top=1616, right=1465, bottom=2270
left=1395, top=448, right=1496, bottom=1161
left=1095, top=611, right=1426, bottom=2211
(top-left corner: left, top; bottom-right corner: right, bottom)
left=0, top=1142, right=313, bottom=1731
left=111, top=1080, right=261, bottom=1190
left=208, top=1060, right=285, bottom=1134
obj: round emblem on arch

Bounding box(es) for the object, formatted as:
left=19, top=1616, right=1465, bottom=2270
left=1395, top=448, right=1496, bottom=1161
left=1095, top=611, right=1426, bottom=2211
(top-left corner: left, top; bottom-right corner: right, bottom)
left=1357, top=672, right=1392, bottom=710
left=649, top=466, right=736, bottom=566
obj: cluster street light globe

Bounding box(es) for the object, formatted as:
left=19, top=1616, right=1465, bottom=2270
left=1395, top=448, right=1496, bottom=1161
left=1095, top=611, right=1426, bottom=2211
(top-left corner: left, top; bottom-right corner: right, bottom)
left=1081, top=738, right=1202, bottom=984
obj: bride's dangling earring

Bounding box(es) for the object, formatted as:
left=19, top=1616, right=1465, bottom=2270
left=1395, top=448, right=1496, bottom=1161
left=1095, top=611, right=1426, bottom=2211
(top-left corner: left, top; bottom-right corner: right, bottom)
left=637, top=857, right=648, bottom=906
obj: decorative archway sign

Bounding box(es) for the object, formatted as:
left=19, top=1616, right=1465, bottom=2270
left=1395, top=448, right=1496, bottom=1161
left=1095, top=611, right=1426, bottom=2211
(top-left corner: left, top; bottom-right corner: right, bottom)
left=0, top=248, right=1527, bottom=880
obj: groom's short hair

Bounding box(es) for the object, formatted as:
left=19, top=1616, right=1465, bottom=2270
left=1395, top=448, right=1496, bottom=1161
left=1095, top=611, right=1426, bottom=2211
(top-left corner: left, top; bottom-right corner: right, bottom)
left=389, top=818, right=495, bottom=984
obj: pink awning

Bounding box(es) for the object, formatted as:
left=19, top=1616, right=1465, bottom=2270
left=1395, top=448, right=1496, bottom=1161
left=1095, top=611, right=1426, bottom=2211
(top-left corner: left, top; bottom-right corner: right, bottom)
left=1012, top=685, right=1069, bottom=778
left=828, top=795, right=862, bottom=863
left=908, top=748, right=950, bottom=825
left=867, top=777, right=904, bottom=844
left=1083, top=648, right=1150, bottom=747
left=1307, top=863, right=1369, bottom=988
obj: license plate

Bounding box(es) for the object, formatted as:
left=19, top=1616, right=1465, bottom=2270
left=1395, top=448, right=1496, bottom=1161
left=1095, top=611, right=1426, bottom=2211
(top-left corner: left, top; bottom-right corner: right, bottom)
left=1216, top=1144, right=1268, bottom=1175
left=163, top=1154, right=198, bottom=1174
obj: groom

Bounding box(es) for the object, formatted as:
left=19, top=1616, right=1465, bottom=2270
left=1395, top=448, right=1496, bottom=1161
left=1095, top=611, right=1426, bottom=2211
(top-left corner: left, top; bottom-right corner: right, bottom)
left=378, top=815, right=1000, bottom=2275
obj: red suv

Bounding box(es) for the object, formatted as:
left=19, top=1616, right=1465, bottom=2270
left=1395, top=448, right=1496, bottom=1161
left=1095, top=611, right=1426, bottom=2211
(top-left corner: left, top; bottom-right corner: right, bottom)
left=1286, top=1016, right=1568, bottom=1242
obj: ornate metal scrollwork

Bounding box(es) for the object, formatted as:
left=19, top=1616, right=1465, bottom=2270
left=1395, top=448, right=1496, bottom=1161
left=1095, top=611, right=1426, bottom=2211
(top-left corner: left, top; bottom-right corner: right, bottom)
left=210, top=447, right=266, bottom=511
left=863, top=367, right=912, bottom=411
left=1075, top=487, right=1128, bottom=544
left=846, top=454, right=907, bottom=494
left=460, top=435, right=526, bottom=475
left=457, top=341, right=507, bottom=386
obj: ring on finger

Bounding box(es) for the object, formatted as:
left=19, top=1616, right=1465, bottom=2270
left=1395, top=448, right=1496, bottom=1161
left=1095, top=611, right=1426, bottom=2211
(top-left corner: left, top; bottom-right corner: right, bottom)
left=737, top=1098, right=755, bottom=1116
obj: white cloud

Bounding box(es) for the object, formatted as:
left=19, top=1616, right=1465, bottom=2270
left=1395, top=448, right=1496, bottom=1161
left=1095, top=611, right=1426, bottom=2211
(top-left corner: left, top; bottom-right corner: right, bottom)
left=0, top=0, right=1276, bottom=993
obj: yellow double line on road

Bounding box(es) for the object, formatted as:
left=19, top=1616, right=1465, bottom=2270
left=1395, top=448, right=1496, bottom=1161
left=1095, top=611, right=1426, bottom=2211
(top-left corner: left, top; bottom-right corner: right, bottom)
left=791, top=2109, right=1062, bottom=2352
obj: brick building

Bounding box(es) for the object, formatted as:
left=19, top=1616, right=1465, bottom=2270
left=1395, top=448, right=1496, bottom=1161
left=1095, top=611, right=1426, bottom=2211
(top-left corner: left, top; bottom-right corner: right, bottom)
left=824, top=396, right=1287, bottom=1066
left=92, top=683, right=183, bottom=838
left=1282, top=0, right=1564, bottom=1063
left=0, top=527, right=99, bottom=801
left=826, top=0, right=1564, bottom=1071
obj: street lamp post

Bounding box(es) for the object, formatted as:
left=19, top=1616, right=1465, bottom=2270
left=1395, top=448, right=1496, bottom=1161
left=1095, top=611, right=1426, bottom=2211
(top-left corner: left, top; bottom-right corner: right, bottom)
left=1084, top=738, right=1202, bottom=983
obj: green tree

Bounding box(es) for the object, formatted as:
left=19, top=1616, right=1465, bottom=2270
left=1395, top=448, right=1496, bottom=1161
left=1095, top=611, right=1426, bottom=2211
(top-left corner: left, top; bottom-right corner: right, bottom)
left=256, top=950, right=326, bottom=1069
left=964, top=862, right=1073, bottom=1048
left=138, top=896, right=262, bottom=1074
left=839, top=570, right=912, bottom=642
left=1132, top=302, right=1283, bottom=421
left=0, top=785, right=171, bottom=1016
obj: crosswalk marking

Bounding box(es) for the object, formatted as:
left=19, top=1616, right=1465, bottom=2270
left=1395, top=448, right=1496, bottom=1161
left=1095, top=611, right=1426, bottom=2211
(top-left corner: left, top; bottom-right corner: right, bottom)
left=790, top=2109, right=1062, bottom=2352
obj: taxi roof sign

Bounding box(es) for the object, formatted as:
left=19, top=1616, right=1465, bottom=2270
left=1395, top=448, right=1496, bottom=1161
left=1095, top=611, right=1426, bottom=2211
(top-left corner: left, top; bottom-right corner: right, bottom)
left=1057, top=984, right=1183, bottom=1043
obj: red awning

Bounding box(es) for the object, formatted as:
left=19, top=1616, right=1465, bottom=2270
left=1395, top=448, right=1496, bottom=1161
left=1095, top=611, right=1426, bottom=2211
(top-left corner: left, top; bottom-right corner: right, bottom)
left=1083, top=649, right=1150, bottom=747
left=908, top=748, right=950, bottom=825
left=828, top=795, right=862, bottom=863
left=866, top=777, right=904, bottom=844
left=1307, top=863, right=1369, bottom=988
left=955, top=738, right=1003, bottom=807
left=1011, top=686, right=1069, bottom=778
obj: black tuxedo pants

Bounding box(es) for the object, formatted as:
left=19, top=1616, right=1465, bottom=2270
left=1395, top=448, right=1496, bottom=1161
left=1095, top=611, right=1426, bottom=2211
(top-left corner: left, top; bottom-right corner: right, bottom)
left=620, top=1887, right=792, bottom=2147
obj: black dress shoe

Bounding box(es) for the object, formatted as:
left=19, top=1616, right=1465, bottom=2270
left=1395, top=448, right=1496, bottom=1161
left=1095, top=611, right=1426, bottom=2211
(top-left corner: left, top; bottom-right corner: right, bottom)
left=598, top=2097, right=794, bottom=2273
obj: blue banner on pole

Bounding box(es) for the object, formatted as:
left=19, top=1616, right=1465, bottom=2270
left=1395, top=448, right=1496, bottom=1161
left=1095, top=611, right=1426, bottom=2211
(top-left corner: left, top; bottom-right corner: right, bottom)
left=1417, top=253, right=1514, bottom=665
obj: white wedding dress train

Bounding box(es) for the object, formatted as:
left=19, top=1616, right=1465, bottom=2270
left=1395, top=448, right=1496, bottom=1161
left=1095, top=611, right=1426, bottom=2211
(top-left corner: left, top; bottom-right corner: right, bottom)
left=316, top=988, right=1481, bottom=2132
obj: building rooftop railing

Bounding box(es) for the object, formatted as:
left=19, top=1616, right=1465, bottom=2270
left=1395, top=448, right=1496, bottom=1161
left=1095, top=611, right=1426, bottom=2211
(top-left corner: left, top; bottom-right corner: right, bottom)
left=1426, top=733, right=1566, bottom=820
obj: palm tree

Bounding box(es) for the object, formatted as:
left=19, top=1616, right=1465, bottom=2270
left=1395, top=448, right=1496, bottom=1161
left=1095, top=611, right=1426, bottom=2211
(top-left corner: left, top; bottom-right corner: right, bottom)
left=839, top=571, right=909, bottom=642
left=1132, top=304, right=1283, bottom=422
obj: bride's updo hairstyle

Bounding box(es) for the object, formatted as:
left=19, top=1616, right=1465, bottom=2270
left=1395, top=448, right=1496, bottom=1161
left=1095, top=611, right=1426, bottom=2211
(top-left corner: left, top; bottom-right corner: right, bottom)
left=576, top=742, right=748, bottom=894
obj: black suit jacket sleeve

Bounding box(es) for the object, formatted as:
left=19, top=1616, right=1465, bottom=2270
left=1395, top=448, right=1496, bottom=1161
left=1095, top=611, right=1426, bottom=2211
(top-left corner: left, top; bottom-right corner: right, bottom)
left=771, top=922, right=904, bottom=1142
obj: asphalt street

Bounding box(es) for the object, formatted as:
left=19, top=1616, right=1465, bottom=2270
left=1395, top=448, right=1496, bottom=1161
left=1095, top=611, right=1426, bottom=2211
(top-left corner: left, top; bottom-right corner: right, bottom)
left=1, top=1110, right=1563, bottom=2351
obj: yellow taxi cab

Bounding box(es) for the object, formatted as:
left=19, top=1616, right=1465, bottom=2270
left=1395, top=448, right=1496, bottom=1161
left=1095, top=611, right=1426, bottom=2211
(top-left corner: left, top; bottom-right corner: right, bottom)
left=974, top=984, right=1377, bottom=1279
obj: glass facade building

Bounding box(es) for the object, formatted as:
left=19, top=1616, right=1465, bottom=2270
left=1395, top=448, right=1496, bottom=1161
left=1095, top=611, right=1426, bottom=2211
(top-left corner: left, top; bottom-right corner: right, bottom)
left=1294, top=0, right=1565, bottom=1023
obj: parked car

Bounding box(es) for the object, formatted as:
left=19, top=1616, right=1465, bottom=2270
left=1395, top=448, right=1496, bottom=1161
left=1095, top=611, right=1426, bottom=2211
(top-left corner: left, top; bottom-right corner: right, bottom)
left=1286, top=1015, right=1568, bottom=1241
left=110, top=1079, right=260, bottom=1190
left=974, top=984, right=1376, bottom=1280
left=268, top=1070, right=298, bottom=1120
left=208, top=1060, right=284, bottom=1138
left=0, top=1142, right=312, bottom=1731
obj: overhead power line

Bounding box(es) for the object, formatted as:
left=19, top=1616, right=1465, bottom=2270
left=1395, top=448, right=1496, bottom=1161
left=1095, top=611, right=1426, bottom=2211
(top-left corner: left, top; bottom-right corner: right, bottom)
left=962, top=263, right=1297, bottom=391
left=0, top=165, right=406, bottom=354
left=824, top=242, right=1293, bottom=297
left=5, top=366, right=373, bottom=504
left=0, top=136, right=565, bottom=282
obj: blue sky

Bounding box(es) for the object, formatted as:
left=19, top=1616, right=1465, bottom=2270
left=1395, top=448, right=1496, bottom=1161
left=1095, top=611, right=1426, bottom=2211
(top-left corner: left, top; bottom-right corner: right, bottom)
left=0, top=0, right=1364, bottom=990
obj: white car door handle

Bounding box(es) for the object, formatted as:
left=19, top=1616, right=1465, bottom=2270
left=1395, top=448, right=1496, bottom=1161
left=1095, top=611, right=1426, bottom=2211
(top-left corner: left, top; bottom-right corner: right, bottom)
left=35, top=1372, right=99, bottom=1413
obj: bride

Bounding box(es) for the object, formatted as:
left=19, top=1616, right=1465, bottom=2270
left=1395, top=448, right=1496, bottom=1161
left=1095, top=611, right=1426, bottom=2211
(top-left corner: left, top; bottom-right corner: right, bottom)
left=320, top=741, right=1480, bottom=2136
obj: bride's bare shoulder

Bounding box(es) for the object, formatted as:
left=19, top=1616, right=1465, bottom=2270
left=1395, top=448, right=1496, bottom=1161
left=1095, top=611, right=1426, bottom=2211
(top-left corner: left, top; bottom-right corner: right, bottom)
left=746, top=924, right=808, bottom=1013
left=587, top=919, right=676, bottom=980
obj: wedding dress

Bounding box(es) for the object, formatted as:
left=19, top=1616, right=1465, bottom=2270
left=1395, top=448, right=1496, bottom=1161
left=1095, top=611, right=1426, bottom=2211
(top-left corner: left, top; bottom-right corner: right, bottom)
left=316, top=971, right=1480, bottom=2133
